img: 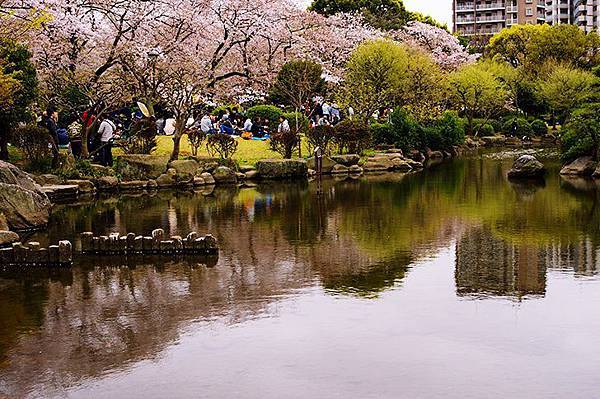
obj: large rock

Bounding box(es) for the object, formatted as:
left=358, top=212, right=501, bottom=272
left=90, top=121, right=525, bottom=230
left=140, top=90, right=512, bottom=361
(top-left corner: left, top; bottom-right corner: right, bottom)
left=560, top=156, right=597, bottom=176
left=32, top=174, right=62, bottom=186
left=255, top=159, right=308, bottom=179
left=307, top=156, right=337, bottom=174
left=0, top=183, right=51, bottom=230
left=168, top=159, right=199, bottom=181
left=94, top=176, right=119, bottom=191
left=330, top=154, right=360, bottom=167
left=115, top=154, right=169, bottom=180
left=192, top=156, right=237, bottom=173
left=0, top=161, right=51, bottom=230
left=66, top=179, right=96, bottom=194
left=508, top=155, right=546, bottom=179
left=200, top=172, right=215, bottom=185
left=0, top=230, right=20, bottom=247
left=212, top=166, right=238, bottom=184
left=481, top=136, right=507, bottom=147
left=41, top=185, right=79, bottom=201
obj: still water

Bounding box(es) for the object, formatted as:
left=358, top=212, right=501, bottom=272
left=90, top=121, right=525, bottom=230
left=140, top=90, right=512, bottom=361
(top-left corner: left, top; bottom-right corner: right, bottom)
left=2, top=150, right=600, bottom=398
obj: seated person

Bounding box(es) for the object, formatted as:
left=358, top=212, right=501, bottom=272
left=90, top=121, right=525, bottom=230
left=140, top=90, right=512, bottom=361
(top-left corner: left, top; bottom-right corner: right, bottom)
left=251, top=117, right=264, bottom=138
left=219, top=116, right=235, bottom=135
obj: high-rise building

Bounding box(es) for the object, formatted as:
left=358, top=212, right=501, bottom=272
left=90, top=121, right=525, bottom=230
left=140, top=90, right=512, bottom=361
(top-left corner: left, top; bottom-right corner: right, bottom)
left=453, top=0, right=546, bottom=36
left=546, top=0, right=600, bottom=32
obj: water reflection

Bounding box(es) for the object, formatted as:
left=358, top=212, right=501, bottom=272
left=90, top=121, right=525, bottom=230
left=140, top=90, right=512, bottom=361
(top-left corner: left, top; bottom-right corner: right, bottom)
left=2, top=154, right=600, bottom=398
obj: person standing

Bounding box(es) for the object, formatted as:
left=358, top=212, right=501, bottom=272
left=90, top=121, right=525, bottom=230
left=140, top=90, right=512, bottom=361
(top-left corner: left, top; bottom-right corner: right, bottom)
left=97, top=115, right=117, bottom=166
left=44, top=107, right=60, bottom=168
left=277, top=116, right=290, bottom=134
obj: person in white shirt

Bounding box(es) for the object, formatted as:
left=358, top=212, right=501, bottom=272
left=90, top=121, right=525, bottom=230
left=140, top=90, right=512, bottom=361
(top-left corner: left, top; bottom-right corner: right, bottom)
left=243, top=118, right=253, bottom=132
left=321, top=102, right=331, bottom=121
left=200, top=115, right=215, bottom=134
left=277, top=116, right=290, bottom=134
left=97, top=116, right=117, bottom=166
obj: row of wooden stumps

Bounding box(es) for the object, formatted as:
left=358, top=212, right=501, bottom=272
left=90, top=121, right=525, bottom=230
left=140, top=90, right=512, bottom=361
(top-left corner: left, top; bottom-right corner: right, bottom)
left=0, top=241, right=73, bottom=266
left=80, top=229, right=218, bottom=256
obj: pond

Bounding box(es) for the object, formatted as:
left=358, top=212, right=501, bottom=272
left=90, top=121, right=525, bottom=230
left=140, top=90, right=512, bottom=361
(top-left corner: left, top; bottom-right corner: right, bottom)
left=2, top=150, right=600, bottom=399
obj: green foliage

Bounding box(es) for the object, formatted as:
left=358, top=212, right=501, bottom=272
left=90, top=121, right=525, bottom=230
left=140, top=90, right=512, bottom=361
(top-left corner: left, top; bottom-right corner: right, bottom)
left=211, top=104, right=240, bottom=117
left=206, top=133, right=238, bottom=159
left=186, top=127, right=206, bottom=157
left=306, top=125, right=336, bottom=155
left=488, top=119, right=503, bottom=133
left=560, top=103, right=600, bottom=162
left=334, top=119, right=372, bottom=155
left=388, top=108, right=421, bottom=153
left=246, top=105, right=283, bottom=130
left=11, top=124, right=52, bottom=170
left=536, top=63, right=598, bottom=123
left=421, top=111, right=465, bottom=151
left=502, top=117, right=533, bottom=137
left=530, top=119, right=548, bottom=136
left=371, top=123, right=396, bottom=146
left=449, top=60, right=512, bottom=135
left=309, top=0, right=445, bottom=31
left=479, top=123, right=494, bottom=136
left=283, top=112, right=309, bottom=134
left=122, top=117, right=158, bottom=155
left=270, top=60, right=324, bottom=109
left=0, top=40, right=37, bottom=160
left=57, top=159, right=107, bottom=180
left=488, top=24, right=600, bottom=70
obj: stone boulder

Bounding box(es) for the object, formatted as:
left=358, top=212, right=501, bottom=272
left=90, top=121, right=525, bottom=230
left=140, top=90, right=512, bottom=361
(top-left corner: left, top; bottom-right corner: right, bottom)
left=0, top=230, right=20, bottom=247
left=507, top=155, right=546, bottom=179
left=115, top=154, right=169, bottom=180
left=330, top=154, right=360, bottom=167
left=331, top=164, right=349, bottom=174
left=41, top=185, right=79, bottom=201
left=32, top=174, right=63, bottom=186
left=391, top=158, right=413, bottom=172
left=426, top=149, right=444, bottom=159
left=94, top=176, right=119, bottom=191
left=168, top=159, right=199, bottom=182
left=348, top=165, right=363, bottom=175
left=192, top=156, right=237, bottom=173
left=119, top=180, right=148, bottom=191
left=245, top=170, right=259, bottom=180
left=66, top=179, right=96, bottom=194
left=0, top=161, right=51, bottom=230
left=307, top=156, right=337, bottom=174
left=212, top=166, right=238, bottom=184
left=156, top=169, right=177, bottom=188
left=255, top=159, right=308, bottom=179
left=481, top=135, right=507, bottom=147
left=200, top=172, right=216, bottom=185
left=560, top=156, right=597, bottom=176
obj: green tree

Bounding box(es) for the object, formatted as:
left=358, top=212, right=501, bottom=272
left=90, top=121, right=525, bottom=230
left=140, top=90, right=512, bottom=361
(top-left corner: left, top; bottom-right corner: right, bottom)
left=537, top=63, right=597, bottom=125
left=310, top=0, right=411, bottom=30
left=487, top=24, right=600, bottom=72
left=338, top=40, right=445, bottom=122
left=449, top=60, right=511, bottom=136
left=0, top=40, right=37, bottom=160
left=560, top=103, right=600, bottom=162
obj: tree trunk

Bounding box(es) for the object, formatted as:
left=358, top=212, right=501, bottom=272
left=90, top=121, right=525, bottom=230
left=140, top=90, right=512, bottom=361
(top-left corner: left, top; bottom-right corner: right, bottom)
left=81, top=125, right=90, bottom=159
left=170, top=117, right=186, bottom=161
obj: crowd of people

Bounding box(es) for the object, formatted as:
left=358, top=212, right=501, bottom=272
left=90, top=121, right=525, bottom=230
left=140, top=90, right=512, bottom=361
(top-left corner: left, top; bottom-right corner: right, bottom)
left=35, top=97, right=353, bottom=167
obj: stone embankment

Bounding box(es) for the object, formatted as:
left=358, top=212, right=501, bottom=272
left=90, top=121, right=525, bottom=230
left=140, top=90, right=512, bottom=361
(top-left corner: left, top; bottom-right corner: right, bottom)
left=0, top=240, right=73, bottom=266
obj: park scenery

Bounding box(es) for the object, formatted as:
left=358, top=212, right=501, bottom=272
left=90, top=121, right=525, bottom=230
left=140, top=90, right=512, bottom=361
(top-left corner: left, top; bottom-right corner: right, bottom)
left=2, top=1, right=600, bottom=398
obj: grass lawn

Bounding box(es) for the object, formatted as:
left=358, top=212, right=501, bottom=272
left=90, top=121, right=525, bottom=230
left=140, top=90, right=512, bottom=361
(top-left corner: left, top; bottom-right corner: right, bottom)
left=151, top=135, right=311, bottom=166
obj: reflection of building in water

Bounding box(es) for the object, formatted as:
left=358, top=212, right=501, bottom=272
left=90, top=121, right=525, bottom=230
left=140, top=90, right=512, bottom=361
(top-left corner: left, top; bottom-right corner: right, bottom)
left=456, top=227, right=546, bottom=298
left=542, top=236, right=600, bottom=276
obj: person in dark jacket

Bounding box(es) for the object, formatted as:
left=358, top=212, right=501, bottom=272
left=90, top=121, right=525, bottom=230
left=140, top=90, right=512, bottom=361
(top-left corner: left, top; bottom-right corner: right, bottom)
left=44, top=107, right=60, bottom=168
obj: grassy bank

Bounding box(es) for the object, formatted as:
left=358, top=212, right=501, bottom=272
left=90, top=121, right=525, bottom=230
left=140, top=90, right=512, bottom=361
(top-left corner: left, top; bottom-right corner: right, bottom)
left=150, top=135, right=311, bottom=166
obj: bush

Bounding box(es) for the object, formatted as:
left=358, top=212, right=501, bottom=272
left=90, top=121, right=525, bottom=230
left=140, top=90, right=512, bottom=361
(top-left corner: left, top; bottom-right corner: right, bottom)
left=560, top=104, right=600, bottom=163
left=121, top=117, right=157, bottom=155
left=283, top=112, right=309, bottom=133
left=11, top=124, right=53, bottom=170
left=531, top=119, right=548, bottom=136
left=434, top=111, right=465, bottom=149
left=270, top=127, right=300, bottom=159
left=479, top=123, right=495, bottom=136
left=371, top=123, right=397, bottom=146
left=502, top=117, right=533, bottom=138
left=488, top=119, right=502, bottom=134
left=187, top=128, right=206, bottom=157
left=389, top=109, right=422, bottom=153
left=211, top=104, right=240, bottom=118
left=246, top=105, right=283, bottom=131
left=334, top=119, right=371, bottom=155
left=206, top=133, right=238, bottom=159
left=306, top=125, right=336, bottom=155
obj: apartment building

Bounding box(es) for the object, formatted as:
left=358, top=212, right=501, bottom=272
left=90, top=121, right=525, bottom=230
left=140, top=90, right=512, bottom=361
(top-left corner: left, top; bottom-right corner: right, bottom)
left=453, top=0, right=548, bottom=35
left=546, top=0, right=600, bottom=32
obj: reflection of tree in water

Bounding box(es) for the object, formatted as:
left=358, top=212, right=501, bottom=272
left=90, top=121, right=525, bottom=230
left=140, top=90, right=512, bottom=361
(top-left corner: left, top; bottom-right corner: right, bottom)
left=456, top=226, right=547, bottom=299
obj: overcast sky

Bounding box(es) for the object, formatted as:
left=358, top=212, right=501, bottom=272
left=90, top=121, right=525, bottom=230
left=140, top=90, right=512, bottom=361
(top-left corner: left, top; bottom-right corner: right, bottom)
left=296, top=0, right=453, bottom=28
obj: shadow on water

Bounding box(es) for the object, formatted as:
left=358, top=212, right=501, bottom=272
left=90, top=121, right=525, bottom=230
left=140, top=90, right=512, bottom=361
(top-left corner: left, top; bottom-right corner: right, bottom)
left=2, top=153, right=600, bottom=396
